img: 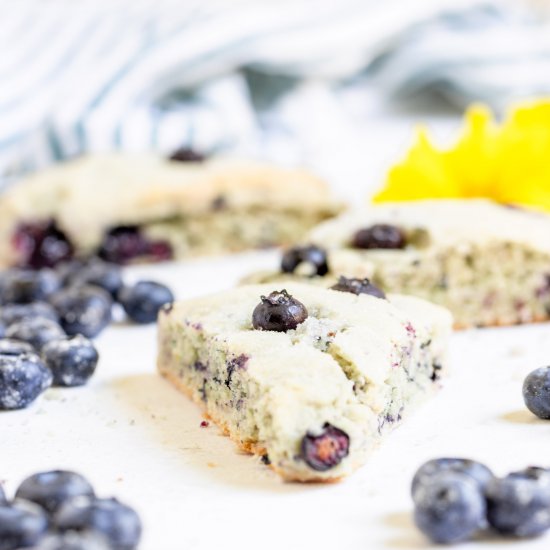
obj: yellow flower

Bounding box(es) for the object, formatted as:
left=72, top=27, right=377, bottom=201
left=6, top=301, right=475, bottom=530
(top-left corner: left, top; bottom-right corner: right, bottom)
left=373, top=98, right=550, bottom=212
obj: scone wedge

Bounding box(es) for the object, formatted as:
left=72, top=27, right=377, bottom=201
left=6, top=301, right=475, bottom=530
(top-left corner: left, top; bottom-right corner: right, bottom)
left=0, top=154, right=342, bottom=268
left=246, top=199, right=550, bottom=328
left=157, top=283, right=452, bottom=481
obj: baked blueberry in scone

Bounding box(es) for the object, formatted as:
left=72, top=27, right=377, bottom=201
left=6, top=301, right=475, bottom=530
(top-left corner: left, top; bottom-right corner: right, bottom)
left=245, top=199, right=550, bottom=328
left=157, top=283, right=452, bottom=482
left=0, top=154, right=342, bottom=268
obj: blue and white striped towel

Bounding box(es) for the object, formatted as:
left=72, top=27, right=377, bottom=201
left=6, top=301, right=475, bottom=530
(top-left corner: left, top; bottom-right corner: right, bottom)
left=1, top=0, right=550, bottom=183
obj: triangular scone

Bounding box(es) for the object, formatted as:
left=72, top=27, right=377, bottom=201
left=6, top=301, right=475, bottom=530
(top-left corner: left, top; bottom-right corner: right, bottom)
left=0, top=154, right=342, bottom=268
left=157, top=283, right=452, bottom=482
left=245, top=199, right=550, bottom=328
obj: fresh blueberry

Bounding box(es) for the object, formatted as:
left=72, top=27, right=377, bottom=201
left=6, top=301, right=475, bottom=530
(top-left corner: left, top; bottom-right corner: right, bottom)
left=33, top=531, right=111, bottom=550
left=252, top=290, right=308, bottom=332
left=0, top=353, right=52, bottom=410
left=169, top=147, right=206, bottom=162
left=413, top=471, right=486, bottom=544
left=118, top=281, right=174, bottom=324
left=49, top=286, right=112, bottom=338
left=6, top=317, right=65, bottom=351
left=281, top=245, right=329, bottom=277
left=0, top=339, right=35, bottom=356
left=16, top=471, right=95, bottom=515
left=55, top=496, right=142, bottom=550
left=55, top=259, right=90, bottom=286
left=352, top=224, right=406, bottom=250
left=486, top=467, right=550, bottom=537
left=330, top=276, right=386, bottom=299
left=300, top=423, right=349, bottom=471
left=0, top=499, right=49, bottom=550
left=12, top=219, right=74, bottom=269
left=97, top=226, right=172, bottom=264
left=0, top=302, right=59, bottom=326
left=412, top=458, right=494, bottom=501
left=0, top=269, right=60, bottom=304
left=42, top=336, right=99, bottom=387
left=523, top=367, right=550, bottom=419
left=67, top=260, right=123, bottom=300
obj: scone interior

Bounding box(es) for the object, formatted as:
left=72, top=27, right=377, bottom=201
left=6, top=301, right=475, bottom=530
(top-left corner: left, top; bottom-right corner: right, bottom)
left=157, top=283, right=452, bottom=481
left=0, top=154, right=342, bottom=268
left=248, top=200, right=550, bottom=328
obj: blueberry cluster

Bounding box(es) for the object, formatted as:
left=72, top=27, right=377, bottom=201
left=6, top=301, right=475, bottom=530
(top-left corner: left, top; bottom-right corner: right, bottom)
left=0, top=259, right=174, bottom=410
left=412, top=458, right=550, bottom=544
left=0, top=470, right=141, bottom=549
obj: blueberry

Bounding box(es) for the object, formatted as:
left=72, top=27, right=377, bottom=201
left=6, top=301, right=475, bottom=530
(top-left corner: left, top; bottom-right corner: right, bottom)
left=12, top=219, right=74, bottom=269
left=486, top=467, right=550, bottom=537
left=352, top=224, right=406, bottom=250
left=300, top=423, right=349, bottom=471
left=411, top=458, right=494, bottom=501
left=169, top=147, right=206, bottom=162
left=6, top=317, right=65, bottom=351
left=97, top=226, right=172, bottom=264
left=281, top=245, right=329, bottom=277
left=33, top=531, right=110, bottom=550
left=523, top=367, right=550, bottom=419
left=413, top=471, right=486, bottom=544
left=50, top=286, right=112, bottom=338
left=118, top=281, right=174, bottom=324
left=0, top=302, right=59, bottom=326
left=330, top=276, right=386, bottom=299
left=67, top=260, right=123, bottom=299
left=55, top=497, right=142, bottom=550
left=0, top=269, right=61, bottom=304
left=0, top=339, right=35, bottom=356
left=0, top=353, right=52, bottom=410
left=55, top=259, right=90, bottom=286
left=42, top=335, right=99, bottom=387
left=252, top=290, right=308, bottom=332
left=0, top=500, right=49, bottom=550
left=16, top=471, right=95, bottom=515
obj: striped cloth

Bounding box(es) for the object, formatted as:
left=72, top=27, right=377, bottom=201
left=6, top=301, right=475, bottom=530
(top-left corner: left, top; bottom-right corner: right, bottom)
left=1, top=0, right=550, bottom=183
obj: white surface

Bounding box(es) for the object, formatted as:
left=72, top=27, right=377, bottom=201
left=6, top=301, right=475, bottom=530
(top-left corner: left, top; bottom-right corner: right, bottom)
left=3, top=251, right=550, bottom=550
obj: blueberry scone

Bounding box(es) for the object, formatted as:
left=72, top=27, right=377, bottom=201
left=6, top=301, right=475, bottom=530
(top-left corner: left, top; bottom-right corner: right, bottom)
left=157, top=283, right=452, bottom=481
left=0, top=154, right=342, bottom=268
left=246, top=199, right=550, bottom=328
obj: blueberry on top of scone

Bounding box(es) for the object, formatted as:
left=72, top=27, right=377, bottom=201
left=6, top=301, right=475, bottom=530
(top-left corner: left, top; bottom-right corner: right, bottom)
left=330, top=276, right=385, bottom=299
left=281, top=245, right=329, bottom=277
left=168, top=146, right=206, bottom=162
left=351, top=223, right=406, bottom=250
left=252, top=290, right=308, bottom=332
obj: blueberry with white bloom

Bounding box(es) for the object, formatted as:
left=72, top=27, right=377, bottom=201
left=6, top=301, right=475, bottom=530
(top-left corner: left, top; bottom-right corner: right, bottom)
left=412, top=457, right=494, bottom=501
left=523, top=366, right=550, bottom=419
left=6, top=317, right=65, bottom=352
left=42, top=336, right=99, bottom=387
left=486, top=467, right=550, bottom=537
left=413, top=471, right=486, bottom=544
left=0, top=302, right=59, bottom=326
left=55, top=497, right=142, bottom=550
left=15, top=471, right=95, bottom=515
left=0, top=269, right=60, bottom=304
left=33, top=531, right=111, bottom=550
left=0, top=353, right=52, bottom=410
left=0, top=499, right=49, bottom=549
left=50, top=286, right=112, bottom=338
left=118, top=281, right=174, bottom=324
